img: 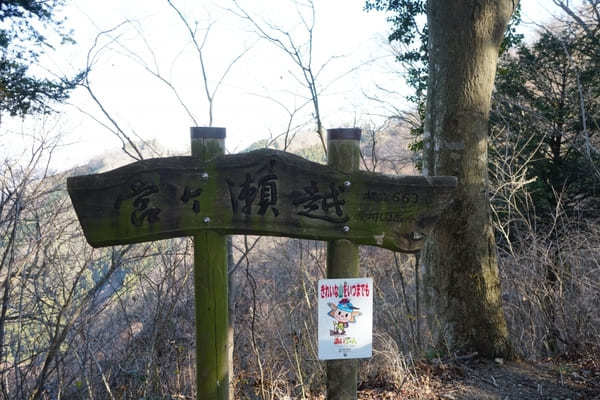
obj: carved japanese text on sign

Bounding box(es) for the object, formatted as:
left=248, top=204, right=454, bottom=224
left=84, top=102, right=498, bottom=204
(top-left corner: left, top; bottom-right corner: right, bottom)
left=227, top=160, right=279, bottom=217
left=181, top=185, right=204, bottom=214
left=291, top=180, right=348, bottom=223
left=114, top=179, right=161, bottom=227
left=67, top=149, right=456, bottom=252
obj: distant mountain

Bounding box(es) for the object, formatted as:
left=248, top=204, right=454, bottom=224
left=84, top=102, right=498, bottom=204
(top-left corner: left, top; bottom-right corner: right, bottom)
left=242, top=125, right=417, bottom=174
left=70, top=125, right=417, bottom=177
left=68, top=139, right=177, bottom=176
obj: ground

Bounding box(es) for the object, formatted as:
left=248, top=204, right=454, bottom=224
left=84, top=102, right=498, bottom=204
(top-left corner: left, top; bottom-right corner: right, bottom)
left=353, top=356, right=600, bottom=400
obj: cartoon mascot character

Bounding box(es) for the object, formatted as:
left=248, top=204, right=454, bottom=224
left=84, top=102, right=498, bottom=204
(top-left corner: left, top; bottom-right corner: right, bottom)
left=328, top=298, right=361, bottom=335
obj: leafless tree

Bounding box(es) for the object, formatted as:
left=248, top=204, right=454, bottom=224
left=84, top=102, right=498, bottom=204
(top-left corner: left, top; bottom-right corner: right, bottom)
left=231, top=0, right=328, bottom=155
left=0, top=128, right=148, bottom=398
left=76, top=1, right=251, bottom=163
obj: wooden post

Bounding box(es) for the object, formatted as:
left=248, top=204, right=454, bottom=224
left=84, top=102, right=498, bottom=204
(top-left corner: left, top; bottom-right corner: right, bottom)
left=68, top=125, right=457, bottom=400
left=191, top=127, right=229, bottom=400
left=326, top=128, right=361, bottom=400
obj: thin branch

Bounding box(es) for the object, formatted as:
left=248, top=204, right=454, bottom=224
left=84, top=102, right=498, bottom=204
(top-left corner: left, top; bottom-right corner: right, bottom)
left=82, top=23, right=146, bottom=161
left=229, top=236, right=261, bottom=275
left=118, top=20, right=199, bottom=125
left=167, top=0, right=250, bottom=126
left=230, top=0, right=327, bottom=155
left=552, top=0, right=593, bottom=36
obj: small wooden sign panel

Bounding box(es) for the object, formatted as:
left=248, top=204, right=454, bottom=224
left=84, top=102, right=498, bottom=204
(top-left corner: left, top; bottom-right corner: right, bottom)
left=318, top=278, right=373, bottom=360
left=67, top=149, right=456, bottom=252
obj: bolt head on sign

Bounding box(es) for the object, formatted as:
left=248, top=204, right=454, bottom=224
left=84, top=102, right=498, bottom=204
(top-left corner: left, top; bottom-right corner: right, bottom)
left=318, top=278, right=373, bottom=360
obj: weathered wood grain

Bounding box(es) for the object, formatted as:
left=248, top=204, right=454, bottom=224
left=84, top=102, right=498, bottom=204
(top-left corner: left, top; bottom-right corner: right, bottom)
left=67, top=149, right=456, bottom=252
left=326, top=129, right=360, bottom=399
left=191, top=130, right=229, bottom=400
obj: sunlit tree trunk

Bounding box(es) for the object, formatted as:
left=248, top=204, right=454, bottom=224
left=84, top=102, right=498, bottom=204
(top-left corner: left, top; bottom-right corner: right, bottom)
left=422, top=0, right=518, bottom=358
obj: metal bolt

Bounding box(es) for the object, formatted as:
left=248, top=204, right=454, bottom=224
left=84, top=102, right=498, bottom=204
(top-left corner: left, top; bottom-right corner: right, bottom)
left=203, top=216, right=211, bottom=223
left=201, top=172, right=209, bottom=179
left=343, top=180, right=351, bottom=188
left=342, top=225, right=350, bottom=233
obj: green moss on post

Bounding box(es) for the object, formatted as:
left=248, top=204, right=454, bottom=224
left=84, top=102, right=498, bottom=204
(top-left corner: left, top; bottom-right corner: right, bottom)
left=326, top=128, right=361, bottom=400
left=191, top=127, right=229, bottom=400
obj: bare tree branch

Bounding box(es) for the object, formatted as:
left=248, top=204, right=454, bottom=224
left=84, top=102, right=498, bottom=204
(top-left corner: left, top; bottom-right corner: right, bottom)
left=230, top=0, right=328, bottom=155
left=552, top=0, right=593, bottom=36
left=167, top=0, right=251, bottom=127
left=81, top=23, right=146, bottom=161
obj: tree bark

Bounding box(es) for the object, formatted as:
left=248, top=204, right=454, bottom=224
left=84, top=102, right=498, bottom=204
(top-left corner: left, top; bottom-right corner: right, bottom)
left=422, top=0, right=518, bottom=358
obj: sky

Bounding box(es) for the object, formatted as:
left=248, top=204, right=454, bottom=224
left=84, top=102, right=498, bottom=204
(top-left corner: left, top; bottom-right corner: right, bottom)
left=1, top=0, right=569, bottom=172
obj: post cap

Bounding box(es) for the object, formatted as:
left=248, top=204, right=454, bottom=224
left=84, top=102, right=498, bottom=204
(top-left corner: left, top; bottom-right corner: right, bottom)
left=190, top=127, right=226, bottom=139
left=327, top=128, right=361, bottom=141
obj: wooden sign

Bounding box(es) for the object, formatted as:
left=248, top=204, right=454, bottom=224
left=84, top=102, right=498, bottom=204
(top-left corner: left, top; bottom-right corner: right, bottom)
left=67, top=148, right=456, bottom=252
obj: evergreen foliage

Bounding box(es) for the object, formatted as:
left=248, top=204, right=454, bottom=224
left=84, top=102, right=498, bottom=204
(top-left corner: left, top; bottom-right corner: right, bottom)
left=366, top=1, right=599, bottom=228
left=491, top=26, right=600, bottom=229
left=364, top=0, right=522, bottom=97
left=0, top=0, right=81, bottom=119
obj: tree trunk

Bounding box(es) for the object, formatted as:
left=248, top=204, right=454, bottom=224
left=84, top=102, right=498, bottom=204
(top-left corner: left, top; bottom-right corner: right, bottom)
left=422, top=0, right=517, bottom=358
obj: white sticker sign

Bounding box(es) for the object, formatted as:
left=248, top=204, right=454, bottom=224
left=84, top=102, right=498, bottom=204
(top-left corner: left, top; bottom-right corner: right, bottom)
left=317, top=278, right=373, bottom=360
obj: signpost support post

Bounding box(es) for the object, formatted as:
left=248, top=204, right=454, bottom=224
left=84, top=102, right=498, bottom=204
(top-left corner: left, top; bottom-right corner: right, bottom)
left=190, top=127, right=229, bottom=400
left=326, top=128, right=361, bottom=400
left=67, top=125, right=457, bottom=400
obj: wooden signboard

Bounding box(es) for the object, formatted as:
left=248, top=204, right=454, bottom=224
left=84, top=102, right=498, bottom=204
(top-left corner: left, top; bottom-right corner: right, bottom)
left=67, top=127, right=457, bottom=400
left=67, top=149, right=456, bottom=252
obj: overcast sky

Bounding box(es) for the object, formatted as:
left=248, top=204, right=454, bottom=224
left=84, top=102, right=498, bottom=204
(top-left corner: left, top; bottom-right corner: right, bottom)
left=2, top=0, right=565, bottom=171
